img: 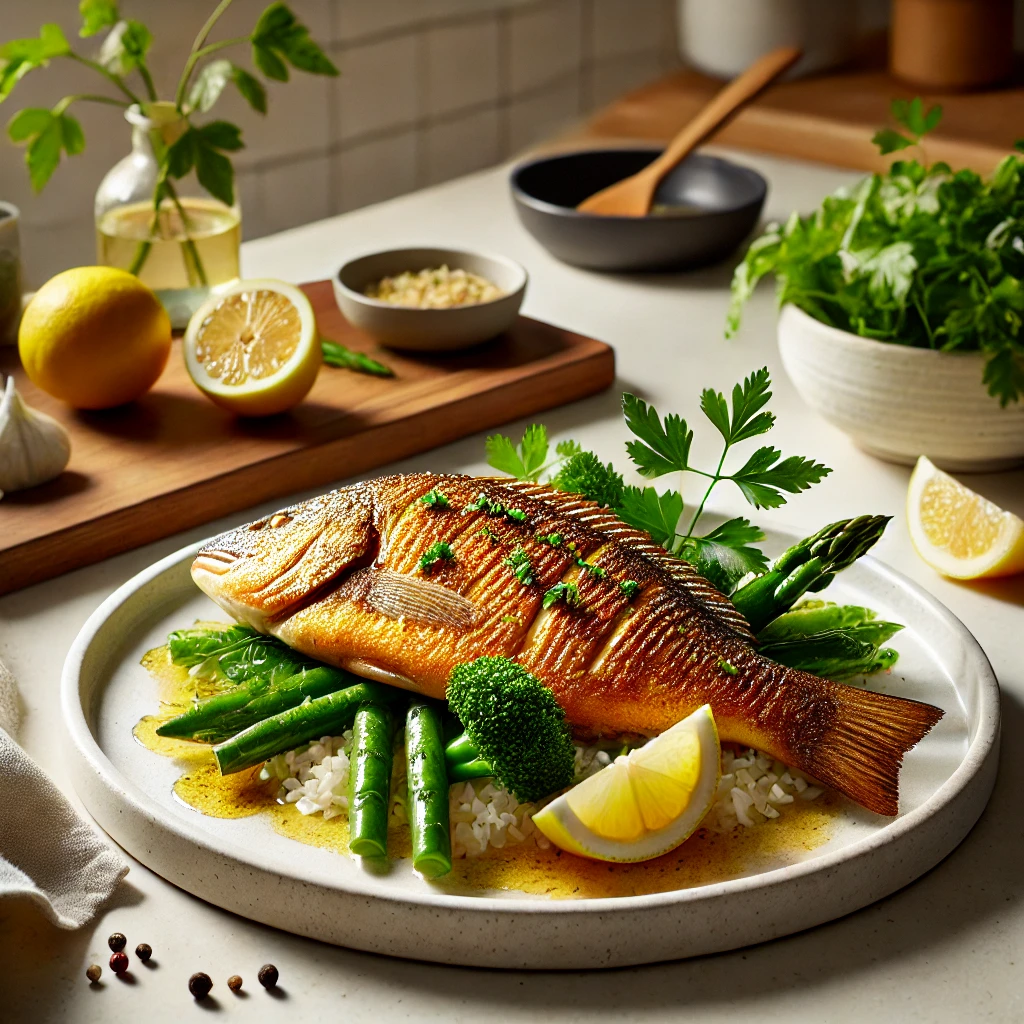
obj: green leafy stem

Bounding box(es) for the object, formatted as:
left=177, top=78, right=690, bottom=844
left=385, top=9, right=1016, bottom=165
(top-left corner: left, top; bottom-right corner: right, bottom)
left=1, top=0, right=338, bottom=282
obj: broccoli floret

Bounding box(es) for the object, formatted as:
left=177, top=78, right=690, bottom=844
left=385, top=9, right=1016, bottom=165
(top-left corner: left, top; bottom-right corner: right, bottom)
left=444, top=656, right=575, bottom=803
left=552, top=450, right=625, bottom=509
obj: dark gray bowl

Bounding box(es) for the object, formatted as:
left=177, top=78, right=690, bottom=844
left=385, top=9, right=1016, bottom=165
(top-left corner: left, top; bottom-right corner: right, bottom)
left=510, top=148, right=767, bottom=272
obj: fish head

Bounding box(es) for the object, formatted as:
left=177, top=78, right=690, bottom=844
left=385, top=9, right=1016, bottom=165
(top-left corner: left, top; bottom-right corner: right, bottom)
left=191, top=484, right=377, bottom=631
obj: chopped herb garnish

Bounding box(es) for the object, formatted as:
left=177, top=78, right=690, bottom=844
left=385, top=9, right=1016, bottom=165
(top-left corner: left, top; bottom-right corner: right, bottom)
left=419, top=488, right=449, bottom=508
left=464, top=492, right=529, bottom=525
left=536, top=532, right=563, bottom=547
left=504, top=546, right=535, bottom=586
left=576, top=558, right=607, bottom=578
left=464, top=492, right=504, bottom=516
left=478, top=526, right=499, bottom=542
left=619, top=580, right=641, bottom=600
left=418, top=541, right=454, bottom=574
left=717, top=658, right=738, bottom=675
left=500, top=614, right=520, bottom=624
left=542, top=582, right=581, bottom=611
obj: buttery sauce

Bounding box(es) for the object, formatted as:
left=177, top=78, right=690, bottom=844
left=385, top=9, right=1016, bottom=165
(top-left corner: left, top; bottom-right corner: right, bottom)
left=441, top=794, right=837, bottom=899
left=136, top=642, right=838, bottom=899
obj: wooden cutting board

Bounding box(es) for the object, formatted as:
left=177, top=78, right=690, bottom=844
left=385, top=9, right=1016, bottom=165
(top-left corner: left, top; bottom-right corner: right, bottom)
left=0, top=280, right=614, bottom=596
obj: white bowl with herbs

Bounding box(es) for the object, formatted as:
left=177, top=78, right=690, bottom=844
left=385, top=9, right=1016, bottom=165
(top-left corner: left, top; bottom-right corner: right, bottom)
left=334, top=247, right=527, bottom=352
left=727, top=98, right=1024, bottom=472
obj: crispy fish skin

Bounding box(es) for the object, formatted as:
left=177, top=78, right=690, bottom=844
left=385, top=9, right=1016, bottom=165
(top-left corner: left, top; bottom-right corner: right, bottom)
left=192, top=473, right=943, bottom=816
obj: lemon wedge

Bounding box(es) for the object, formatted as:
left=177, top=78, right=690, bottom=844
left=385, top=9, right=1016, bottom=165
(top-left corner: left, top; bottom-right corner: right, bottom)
left=184, top=279, right=320, bottom=416
left=907, top=455, right=1024, bottom=579
left=532, top=705, right=720, bottom=863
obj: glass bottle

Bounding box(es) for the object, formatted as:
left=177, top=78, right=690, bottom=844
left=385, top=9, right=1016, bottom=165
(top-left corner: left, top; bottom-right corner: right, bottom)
left=94, top=101, right=241, bottom=328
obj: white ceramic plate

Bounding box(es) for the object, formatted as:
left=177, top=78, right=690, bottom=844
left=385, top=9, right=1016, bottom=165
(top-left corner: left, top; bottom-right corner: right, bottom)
left=62, top=533, right=999, bottom=969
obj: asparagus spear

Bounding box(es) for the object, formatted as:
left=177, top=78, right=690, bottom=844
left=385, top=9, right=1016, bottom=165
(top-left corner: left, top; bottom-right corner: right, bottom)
left=405, top=701, right=452, bottom=879
left=213, top=682, right=394, bottom=775
left=157, top=665, right=356, bottom=742
left=732, top=515, right=890, bottom=634
left=348, top=702, right=396, bottom=859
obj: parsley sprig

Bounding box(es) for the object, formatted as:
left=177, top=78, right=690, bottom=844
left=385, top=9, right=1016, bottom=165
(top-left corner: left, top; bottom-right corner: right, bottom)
left=618, top=369, right=829, bottom=590
left=485, top=425, right=581, bottom=483
left=872, top=97, right=943, bottom=156
left=729, top=98, right=1024, bottom=405
left=484, top=368, right=830, bottom=595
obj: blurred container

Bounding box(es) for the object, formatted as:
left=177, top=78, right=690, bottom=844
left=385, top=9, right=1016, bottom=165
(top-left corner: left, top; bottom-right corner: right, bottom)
left=891, top=0, right=1013, bottom=91
left=0, top=203, right=22, bottom=346
left=678, top=0, right=857, bottom=80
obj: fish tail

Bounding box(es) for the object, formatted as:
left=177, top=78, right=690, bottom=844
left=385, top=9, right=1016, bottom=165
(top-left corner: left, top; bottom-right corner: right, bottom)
left=802, top=684, right=943, bottom=816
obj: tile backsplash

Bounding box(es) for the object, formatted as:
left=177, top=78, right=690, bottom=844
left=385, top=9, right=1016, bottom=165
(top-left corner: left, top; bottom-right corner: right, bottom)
left=0, top=0, right=679, bottom=286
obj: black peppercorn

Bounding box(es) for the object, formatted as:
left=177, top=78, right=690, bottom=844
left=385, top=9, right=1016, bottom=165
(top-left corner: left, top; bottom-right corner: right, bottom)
left=135, top=943, right=152, bottom=962
left=227, top=975, right=243, bottom=993
left=189, top=972, right=213, bottom=999
left=107, top=932, right=127, bottom=952
left=109, top=952, right=129, bottom=975
left=257, top=963, right=279, bottom=989
left=85, top=964, right=102, bottom=984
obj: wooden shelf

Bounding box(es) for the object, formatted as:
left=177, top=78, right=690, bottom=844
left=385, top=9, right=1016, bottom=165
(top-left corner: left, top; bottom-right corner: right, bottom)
left=581, top=49, right=1024, bottom=174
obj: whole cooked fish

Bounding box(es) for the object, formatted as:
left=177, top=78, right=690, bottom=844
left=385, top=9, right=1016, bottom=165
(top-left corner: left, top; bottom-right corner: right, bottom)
left=192, top=473, right=943, bottom=815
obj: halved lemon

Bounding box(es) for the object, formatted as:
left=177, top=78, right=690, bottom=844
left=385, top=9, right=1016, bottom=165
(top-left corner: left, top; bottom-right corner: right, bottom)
left=907, top=455, right=1024, bottom=579
left=184, top=279, right=320, bottom=416
left=533, top=705, right=720, bottom=863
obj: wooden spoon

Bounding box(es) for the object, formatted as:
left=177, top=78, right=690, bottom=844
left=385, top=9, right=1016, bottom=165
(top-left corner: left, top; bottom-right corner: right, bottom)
left=576, top=46, right=802, bottom=217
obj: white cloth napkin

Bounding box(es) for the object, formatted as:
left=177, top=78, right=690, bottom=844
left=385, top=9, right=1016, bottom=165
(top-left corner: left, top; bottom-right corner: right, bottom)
left=0, top=656, right=128, bottom=928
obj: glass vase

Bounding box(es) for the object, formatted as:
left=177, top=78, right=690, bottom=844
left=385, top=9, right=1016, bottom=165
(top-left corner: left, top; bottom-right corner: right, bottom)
left=94, top=101, right=241, bottom=328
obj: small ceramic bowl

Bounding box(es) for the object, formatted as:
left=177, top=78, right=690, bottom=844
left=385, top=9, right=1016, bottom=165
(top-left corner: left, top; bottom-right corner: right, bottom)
left=510, top=148, right=767, bottom=272
left=777, top=303, right=1024, bottom=472
left=333, top=247, right=527, bottom=352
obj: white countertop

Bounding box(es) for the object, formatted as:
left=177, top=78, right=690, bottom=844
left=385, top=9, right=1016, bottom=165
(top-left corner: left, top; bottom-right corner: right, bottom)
left=3, top=151, right=1023, bottom=1023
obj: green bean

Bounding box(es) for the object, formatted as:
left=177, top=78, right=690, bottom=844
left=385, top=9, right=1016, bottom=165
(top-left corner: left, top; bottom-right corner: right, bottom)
left=157, top=666, right=353, bottom=742
left=348, top=703, right=396, bottom=859
left=212, top=682, right=392, bottom=775
left=405, top=701, right=452, bottom=878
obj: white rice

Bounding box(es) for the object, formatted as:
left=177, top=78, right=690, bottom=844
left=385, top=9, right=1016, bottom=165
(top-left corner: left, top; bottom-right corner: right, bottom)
left=262, top=732, right=823, bottom=857
left=262, top=731, right=354, bottom=820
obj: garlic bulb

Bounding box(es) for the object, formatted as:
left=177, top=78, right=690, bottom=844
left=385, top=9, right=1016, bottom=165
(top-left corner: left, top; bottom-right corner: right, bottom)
left=0, top=374, right=71, bottom=499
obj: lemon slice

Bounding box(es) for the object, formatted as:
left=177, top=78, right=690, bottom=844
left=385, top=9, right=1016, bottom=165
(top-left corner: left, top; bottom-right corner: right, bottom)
left=907, top=456, right=1024, bottom=579
left=532, top=705, right=720, bottom=863
left=184, top=279, right=320, bottom=416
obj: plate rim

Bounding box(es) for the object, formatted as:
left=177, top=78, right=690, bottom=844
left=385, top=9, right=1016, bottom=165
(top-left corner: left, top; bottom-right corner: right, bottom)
left=62, top=536, right=1000, bottom=919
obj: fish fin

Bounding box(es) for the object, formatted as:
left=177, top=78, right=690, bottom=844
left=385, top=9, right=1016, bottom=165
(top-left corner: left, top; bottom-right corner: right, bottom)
left=491, top=479, right=756, bottom=641
left=802, top=685, right=944, bottom=816
left=366, top=568, right=477, bottom=629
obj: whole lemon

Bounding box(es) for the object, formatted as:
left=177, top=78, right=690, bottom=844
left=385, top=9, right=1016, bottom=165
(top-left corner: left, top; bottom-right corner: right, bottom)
left=19, top=266, right=172, bottom=409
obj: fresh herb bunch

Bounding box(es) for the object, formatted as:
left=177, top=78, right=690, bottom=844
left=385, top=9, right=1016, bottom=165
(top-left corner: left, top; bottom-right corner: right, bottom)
left=1, top=1, right=337, bottom=278
left=486, top=368, right=830, bottom=595
left=727, top=97, right=1024, bottom=405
